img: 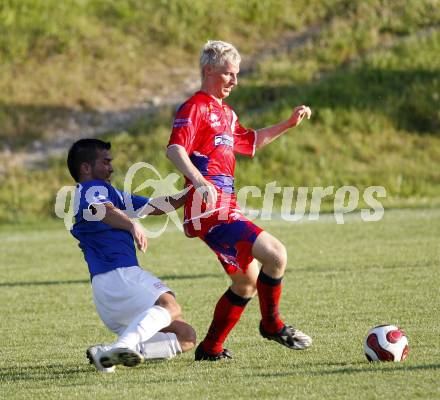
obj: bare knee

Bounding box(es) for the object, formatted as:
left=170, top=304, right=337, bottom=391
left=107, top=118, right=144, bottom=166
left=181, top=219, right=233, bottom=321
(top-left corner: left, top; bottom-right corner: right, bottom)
left=230, top=281, right=257, bottom=298
left=229, top=260, right=259, bottom=298
left=155, top=292, right=181, bottom=320
left=270, top=242, right=287, bottom=273
left=253, top=234, right=287, bottom=277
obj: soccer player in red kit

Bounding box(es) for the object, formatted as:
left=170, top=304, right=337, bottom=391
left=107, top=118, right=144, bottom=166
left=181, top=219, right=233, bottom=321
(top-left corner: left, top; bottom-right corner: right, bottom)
left=167, top=40, right=312, bottom=360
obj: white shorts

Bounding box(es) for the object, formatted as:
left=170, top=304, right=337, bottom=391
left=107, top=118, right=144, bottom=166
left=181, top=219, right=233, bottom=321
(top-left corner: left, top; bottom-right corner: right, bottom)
left=91, top=266, right=172, bottom=336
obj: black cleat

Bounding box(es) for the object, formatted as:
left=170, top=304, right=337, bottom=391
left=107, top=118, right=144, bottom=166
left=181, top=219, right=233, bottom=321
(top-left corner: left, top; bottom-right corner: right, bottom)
left=259, top=322, right=312, bottom=350
left=194, top=343, right=233, bottom=361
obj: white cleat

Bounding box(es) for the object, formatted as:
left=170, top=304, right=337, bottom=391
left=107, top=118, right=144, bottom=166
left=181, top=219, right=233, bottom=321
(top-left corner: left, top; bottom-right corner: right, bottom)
left=99, top=347, right=144, bottom=368
left=289, top=328, right=313, bottom=350
left=86, top=344, right=116, bottom=373
left=260, top=322, right=313, bottom=350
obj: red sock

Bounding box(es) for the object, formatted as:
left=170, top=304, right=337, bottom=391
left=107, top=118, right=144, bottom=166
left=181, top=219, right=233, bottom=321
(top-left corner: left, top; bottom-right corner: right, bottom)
left=257, top=270, right=285, bottom=334
left=201, top=288, right=250, bottom=354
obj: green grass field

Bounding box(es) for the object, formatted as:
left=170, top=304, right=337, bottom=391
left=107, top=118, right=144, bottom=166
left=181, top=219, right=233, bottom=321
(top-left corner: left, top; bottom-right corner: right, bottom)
left=1, top=209, right=439, bottom=399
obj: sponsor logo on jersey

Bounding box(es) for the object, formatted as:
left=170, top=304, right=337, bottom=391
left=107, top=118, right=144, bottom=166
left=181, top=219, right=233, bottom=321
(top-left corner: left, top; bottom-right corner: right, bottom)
left=214, top=134, right=233, bottom=147
left=209, top=112, right=222, bottom=127
left=173, top=117, right=192, bottom=128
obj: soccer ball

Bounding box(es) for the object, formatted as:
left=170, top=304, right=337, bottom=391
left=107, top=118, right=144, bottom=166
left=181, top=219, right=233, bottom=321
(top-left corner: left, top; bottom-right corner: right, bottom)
left=364, top=324, right=409, bottom=362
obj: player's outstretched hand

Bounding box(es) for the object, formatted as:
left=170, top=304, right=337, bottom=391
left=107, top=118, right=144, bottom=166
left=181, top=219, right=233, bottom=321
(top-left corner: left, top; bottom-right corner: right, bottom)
left=194, top=178, right=218, bottom=210
left=290, top=105, right=312, bottom=127
left=130, top=222, right=148, bottom=253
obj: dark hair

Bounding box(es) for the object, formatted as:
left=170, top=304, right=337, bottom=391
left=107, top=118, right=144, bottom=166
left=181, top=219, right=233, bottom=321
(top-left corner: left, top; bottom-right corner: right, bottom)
left=67, top=139, right=111, bottom=182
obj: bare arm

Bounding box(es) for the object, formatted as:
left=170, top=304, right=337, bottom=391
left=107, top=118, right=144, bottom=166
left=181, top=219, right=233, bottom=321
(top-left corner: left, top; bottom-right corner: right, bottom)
left=166, top=145, right=217, bottom=208
left=93, top=202, right=147, bottom=252
left=256, top=105, right=311, bottom=150
left=166, top=145, right=206, bottom=185
left=139, top=190, right=188, bottom=216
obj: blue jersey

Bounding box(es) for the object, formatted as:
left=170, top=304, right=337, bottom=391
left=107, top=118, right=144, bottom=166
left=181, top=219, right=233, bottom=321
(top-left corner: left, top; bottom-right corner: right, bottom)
left=70, top=180, right=150, bottom=278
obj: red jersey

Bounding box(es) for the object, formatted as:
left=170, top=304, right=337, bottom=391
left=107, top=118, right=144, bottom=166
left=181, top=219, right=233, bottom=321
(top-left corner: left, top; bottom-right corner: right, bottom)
left=168, top=91, right=257, bottom=237
left=168, top=91, right=256, bottom=193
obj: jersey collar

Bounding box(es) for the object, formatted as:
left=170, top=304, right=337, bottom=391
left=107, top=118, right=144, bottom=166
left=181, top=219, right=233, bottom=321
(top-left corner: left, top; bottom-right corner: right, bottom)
left=196, top=90, right=223, bottom=107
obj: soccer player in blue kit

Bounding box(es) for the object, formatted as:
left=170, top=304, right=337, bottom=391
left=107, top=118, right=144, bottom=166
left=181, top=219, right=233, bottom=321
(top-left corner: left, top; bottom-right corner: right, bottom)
left=67, top=138, right=196, bottom=372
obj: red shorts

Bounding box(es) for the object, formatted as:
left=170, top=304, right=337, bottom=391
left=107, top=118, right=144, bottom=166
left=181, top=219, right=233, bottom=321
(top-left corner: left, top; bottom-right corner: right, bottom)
left=183, top=187, right=263, bottom=274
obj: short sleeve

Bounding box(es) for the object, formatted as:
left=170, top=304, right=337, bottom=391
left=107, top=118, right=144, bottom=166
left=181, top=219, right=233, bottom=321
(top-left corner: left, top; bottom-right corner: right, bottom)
left=74, top=181, right=118, bottom=223
left=232, top=112, right=256, bottom=157
left=119, top=191, right=150, bottom=218
left=129, top=194, right=150, bottom=211
left=80, top=182, right=114, bottom=211
left=168, top=102, right=201, bottom=154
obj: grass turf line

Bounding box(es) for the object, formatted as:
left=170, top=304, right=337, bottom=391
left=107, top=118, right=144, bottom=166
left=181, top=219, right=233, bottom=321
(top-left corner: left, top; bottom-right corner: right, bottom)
left=0, top=209, right=439, bottom=399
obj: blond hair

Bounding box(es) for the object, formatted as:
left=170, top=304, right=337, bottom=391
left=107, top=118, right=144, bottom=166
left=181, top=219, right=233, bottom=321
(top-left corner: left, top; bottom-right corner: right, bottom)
left=199, top=40, right=241, bottom=78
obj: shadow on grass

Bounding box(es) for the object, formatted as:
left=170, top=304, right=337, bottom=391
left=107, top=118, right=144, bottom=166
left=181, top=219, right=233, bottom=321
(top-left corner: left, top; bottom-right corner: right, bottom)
left=0, top=279, right=90, bottom=287
left=230, top=67, right=439, bottom=134
left=0, top=273, right=221, bottom=287
left=2, top=64, right=438, bottom=152
left=314, top=363, right=440, bottom=375
left=249, top=362, right=440, bottom=378
left=159, top=273, right=222, bottom=281
left=0, top=364, right=91, bottom=383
